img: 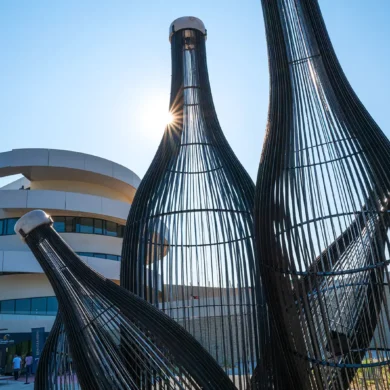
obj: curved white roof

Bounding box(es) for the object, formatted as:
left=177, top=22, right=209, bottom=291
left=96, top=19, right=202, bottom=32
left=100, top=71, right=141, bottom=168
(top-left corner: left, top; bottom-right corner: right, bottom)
left=0, top=149, right=141, bottom=199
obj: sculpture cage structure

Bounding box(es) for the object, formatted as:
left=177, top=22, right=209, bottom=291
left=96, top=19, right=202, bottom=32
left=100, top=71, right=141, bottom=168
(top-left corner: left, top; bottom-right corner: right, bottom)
left=35, top=313, right=80, bottom=389
left=15, top=210, right=236, bottom=390
left=121, top=16, right=267, bottom=389
left=255, top=0, right=390, bottom=389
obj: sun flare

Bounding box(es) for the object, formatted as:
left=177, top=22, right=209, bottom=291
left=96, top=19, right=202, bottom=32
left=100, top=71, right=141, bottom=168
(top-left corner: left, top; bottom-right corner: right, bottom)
left=167, top=111, right=174, bottom=125
left=137, top=93, right=178, bottom=140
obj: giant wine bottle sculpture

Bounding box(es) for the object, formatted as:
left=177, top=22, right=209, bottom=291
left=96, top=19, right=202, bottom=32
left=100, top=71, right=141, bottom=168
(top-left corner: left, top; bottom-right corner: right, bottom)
left=121, top=17, right=264, bottom=388
left=15, top=210, right=235, bottom=390
left=255, top=0, right=390, bottom=389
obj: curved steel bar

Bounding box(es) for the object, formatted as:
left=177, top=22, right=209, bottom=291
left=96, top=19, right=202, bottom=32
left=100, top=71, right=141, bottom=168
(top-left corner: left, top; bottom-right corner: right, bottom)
left=17, top=210, right=236, bottom=390
left=255, top=0, right=390, bottom=389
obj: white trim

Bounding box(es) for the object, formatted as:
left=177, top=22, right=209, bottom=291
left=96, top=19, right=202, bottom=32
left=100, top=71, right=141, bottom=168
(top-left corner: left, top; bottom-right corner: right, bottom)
left=0, top=148, right=141, bottom=196
left=0, top=190, right=130, bottom=220
left=0, top=249, right=121, bottom=280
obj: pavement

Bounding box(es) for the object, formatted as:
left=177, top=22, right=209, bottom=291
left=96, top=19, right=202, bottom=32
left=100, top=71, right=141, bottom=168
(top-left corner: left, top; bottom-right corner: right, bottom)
left=0, top=375, right=34, bottom=388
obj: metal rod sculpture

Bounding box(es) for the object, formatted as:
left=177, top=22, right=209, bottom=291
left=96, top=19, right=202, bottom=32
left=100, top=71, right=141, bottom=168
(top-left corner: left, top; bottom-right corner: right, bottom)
left=15, top=210, right=236, bottom=390
left=255, top=0, right=390, bottom=389
left=121, top=16, right=264, bottom=389
left=35, top=314, right=80, bottom=390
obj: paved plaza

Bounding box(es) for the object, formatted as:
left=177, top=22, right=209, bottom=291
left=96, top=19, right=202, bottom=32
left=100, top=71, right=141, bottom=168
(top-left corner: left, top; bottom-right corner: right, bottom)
left=0, top=376, right=34, bottom=388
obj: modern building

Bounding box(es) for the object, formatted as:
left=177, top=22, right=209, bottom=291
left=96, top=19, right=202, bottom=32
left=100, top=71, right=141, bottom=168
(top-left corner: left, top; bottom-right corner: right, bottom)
left=0, top=148, right=140, bottom=373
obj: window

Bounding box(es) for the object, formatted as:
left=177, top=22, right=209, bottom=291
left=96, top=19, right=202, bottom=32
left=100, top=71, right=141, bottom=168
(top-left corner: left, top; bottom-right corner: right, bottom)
left=0, top=297, right=59, bottom=316
left=77, top=252, right=90, bottom=257
left=117, top=225, right=124, bottom=238
left=105, top=221, right=117, bottom=237
left=5, top=218, right=18, bottom=235
left=47, top=297, right=58, bottom=316
left=76, top=252, right=121, bottom=261
left=15, top=299, right=31, bottom=315
left=65, top=217, right=74, bottom=233
left=94, top=219, right=103, bottom=235
left=107, top=254, right=120, bottom=261
left=53, top=217, right=65, bottom=233
left=78, top=218, right=93, bottom=234
left=0, top=217, right=125, bottom=237
left=1, top=300, right=15, bottom=314
left=31, top=297, right=47, bottom=315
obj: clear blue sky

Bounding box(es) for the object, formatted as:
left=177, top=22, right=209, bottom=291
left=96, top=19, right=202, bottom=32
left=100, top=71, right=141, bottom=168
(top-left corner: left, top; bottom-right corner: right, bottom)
left=0, top=0, right=389, bottom=183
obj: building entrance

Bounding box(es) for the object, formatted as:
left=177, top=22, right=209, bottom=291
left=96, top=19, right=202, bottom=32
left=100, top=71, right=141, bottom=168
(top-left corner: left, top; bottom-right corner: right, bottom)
left=0, top=333, right=31, bottom=374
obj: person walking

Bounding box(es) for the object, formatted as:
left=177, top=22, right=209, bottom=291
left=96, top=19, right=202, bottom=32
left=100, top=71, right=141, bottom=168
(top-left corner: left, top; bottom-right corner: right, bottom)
left=12, top=353, right=22, bottom=381
left=24, top=352, right=33, bottom=384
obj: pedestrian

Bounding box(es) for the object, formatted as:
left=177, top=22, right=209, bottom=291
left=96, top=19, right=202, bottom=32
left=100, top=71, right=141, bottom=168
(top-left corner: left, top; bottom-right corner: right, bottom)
left=24, top=352, right=33, bottom=384
left=12, top=353, right=22, bottom=381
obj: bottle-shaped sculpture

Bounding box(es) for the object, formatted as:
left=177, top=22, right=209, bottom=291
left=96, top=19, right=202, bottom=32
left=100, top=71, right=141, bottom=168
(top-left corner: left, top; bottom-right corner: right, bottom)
left=255, top=1, right=390, bottom=389
left=15, top=210, right=236, bottom=390
left=121, top=17, right=263, bottom=388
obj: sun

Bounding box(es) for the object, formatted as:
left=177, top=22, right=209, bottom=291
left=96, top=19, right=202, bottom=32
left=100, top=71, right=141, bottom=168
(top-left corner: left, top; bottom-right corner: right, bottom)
left=137, top=94, right=175, bottom=140
left=167, top=111, right=174, bottom=125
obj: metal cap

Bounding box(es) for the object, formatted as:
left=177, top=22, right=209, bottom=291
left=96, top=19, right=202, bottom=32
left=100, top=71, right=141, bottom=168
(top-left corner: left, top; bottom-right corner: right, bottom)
left=15, top=210, right=52, bottom=239
left=169, top=17, right=206, bottom=41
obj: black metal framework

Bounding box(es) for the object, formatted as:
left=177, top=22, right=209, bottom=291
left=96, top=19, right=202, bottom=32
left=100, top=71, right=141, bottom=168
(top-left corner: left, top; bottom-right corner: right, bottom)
left=255, top=0, right=390, bottom=389
left=17, top=210, right=235, bottom=390
left=35, top=314, right=80, bottom=390
left=121, top=17, right=264, bottom=388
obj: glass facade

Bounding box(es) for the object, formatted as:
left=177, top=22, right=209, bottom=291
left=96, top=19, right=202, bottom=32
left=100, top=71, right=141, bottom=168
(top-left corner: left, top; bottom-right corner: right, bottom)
left=0, top=216, right=124, bottom=238
left=15, top=299, right=30, bottom=315
left=0, top=215, right=122, bottom=317
left=47, top=297, right=59, bottom=315
left=0, top=299, right=15, bottom=314
left=0, top=252, right=120, bottom=316
left=0, top=296, right=58, bottom=316
left=77, top=252, right=121, bottom=261
left=31, top=297, right=47, bottom=315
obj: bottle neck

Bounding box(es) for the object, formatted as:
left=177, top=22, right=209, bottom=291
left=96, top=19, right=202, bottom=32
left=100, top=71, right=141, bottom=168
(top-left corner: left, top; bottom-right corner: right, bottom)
left=169, top=29, right=213, bottom=129
left=276, top=0, right=320, bottom=63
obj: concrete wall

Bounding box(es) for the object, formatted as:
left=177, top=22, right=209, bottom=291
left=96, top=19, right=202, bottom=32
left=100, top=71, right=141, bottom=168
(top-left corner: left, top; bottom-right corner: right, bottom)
left=0, top=190, right=130, bottom=221
left=0, top=250, right=121, bottom=280
left=0, top=274, right=54, bottom=300
left=0, top=233, right=121, bottom=254
left=0, top=314, right=56, bottom=333
left=30, top=180, right=130, bottom=203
